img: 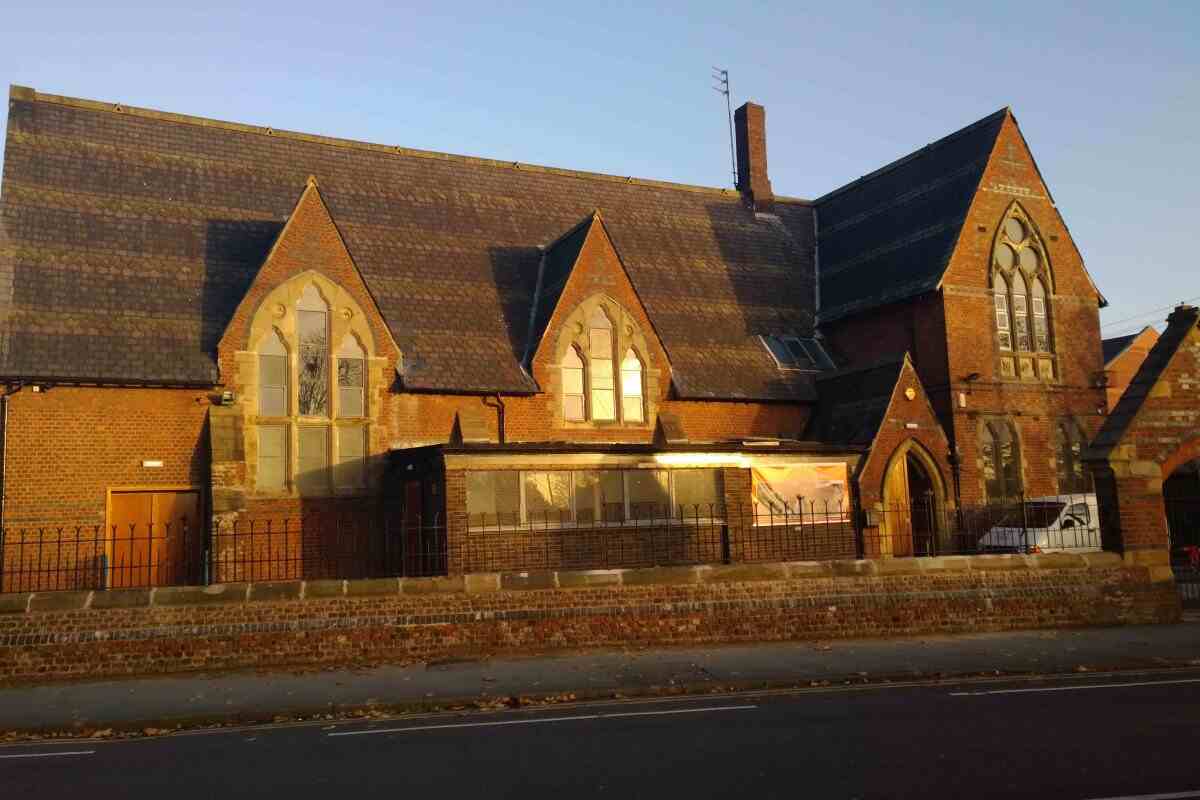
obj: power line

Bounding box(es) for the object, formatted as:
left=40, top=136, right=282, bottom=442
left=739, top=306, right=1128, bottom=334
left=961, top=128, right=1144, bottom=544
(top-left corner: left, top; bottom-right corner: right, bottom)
left=1100, top=294, right=1200, bottom=330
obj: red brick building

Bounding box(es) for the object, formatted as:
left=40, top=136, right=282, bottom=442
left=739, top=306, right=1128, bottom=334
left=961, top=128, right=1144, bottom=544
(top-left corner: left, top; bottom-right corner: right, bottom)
left=1103, top=326, right=1159, bottom=412
left=0, top=86, right=1126, bottom=583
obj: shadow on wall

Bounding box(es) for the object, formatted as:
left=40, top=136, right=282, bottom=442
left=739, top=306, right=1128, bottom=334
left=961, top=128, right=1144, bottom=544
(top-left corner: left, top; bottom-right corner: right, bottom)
left=201, top=219, right=286, bottom=356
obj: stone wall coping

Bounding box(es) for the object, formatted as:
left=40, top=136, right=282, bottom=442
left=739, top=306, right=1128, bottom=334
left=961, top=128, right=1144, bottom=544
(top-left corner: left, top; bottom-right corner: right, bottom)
left=0, top=550, right=1140, bottom=614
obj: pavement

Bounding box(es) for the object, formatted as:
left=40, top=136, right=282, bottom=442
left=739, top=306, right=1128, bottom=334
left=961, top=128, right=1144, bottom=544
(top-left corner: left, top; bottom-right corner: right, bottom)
left=3, top=614, right=1200, bottom=735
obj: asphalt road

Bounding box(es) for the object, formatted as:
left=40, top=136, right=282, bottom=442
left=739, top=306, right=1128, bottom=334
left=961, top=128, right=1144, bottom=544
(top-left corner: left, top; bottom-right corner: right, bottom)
left=4, top=670, right=1200, bottom=800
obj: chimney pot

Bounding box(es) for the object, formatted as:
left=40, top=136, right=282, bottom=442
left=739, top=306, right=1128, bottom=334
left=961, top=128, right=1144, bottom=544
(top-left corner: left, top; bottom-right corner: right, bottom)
left=734, top=102, right=773, bottom=212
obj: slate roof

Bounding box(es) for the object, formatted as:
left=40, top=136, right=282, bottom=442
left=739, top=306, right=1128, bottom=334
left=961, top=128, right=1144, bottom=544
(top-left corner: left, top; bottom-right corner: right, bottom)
left=803, top=358, right=905, bottom=446
left=815, top=110, right=1008, bottom=323
left=0, top=87, right=817, bottom=399
left=1089, top=306, right=1200, bottom=460
left=1102, top=326, right=1155, bottom=365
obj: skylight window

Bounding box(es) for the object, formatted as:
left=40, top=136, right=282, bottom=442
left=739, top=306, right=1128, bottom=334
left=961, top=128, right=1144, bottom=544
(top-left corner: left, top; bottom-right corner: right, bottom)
left=761, top=335, right=834, bottom=371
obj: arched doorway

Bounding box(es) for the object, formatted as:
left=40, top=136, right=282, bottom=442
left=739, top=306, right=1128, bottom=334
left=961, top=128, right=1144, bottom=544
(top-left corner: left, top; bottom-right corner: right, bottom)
left=881, top=440, right=948, bottom=558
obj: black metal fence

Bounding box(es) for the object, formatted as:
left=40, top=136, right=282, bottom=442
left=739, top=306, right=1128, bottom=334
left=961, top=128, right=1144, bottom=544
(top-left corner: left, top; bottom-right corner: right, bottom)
left=864, top=493, right=1102, bottom=558
left=0, top=495, right=1107, bottom=594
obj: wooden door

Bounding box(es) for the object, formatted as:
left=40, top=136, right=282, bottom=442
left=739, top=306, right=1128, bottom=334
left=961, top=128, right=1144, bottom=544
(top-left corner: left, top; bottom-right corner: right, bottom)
left=880, top=455, right=912, bottom=558
left=108, top=491, right=200, bottom=588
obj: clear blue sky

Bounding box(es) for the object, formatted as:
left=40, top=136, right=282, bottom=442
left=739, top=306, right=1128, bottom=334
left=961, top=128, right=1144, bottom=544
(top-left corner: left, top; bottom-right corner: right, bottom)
left=1, top=1, right=1196, bottom=338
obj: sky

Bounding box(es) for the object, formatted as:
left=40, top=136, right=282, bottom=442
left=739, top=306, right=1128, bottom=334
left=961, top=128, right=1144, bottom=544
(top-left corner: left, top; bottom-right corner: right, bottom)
left=1, top=1, right=1196, bottom=339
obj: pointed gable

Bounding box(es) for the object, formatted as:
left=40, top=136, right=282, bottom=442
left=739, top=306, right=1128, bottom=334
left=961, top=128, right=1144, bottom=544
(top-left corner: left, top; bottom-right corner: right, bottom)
left=816, top=109, right=1007, bottom=323
left=528, top=212, right=668, bottom=381
left=216, top=177, right=399, bottom=381
left=1089, top=305, right=1200, bottom=462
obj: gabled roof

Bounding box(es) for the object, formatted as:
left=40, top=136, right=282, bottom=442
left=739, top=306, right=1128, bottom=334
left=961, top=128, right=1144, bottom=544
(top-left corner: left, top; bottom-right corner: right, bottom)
left=0, top=86, right=817, bottom=398
left=524, top=212, right=601, bottom=366
left=815, top=109, right=1008, bottom=323
left=1102, top=326, right=1156, bottom=365
left=803, top=357, right=907, bottom=445
left=1089, top=306, right=1200, bottom=460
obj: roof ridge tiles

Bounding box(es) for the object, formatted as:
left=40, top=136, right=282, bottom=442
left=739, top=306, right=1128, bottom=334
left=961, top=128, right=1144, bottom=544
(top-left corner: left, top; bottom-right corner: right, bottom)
left=16, top=85, right=750, bottom=200
left=814, top=107, right=1009, bottom=205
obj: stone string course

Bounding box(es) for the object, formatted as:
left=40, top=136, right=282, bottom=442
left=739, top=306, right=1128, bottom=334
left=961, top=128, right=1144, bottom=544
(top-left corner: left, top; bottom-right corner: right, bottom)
left=0, top=553, right=1180, bottom=684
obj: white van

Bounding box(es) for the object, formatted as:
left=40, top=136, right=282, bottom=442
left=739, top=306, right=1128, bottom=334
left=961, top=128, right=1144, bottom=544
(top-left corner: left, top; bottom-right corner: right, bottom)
left=977, top=494, right=1101, bottom=553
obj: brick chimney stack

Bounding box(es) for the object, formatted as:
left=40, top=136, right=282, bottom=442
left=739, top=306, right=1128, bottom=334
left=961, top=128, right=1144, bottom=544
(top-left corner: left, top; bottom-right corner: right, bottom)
left=734, top=102, right=773, bottom=212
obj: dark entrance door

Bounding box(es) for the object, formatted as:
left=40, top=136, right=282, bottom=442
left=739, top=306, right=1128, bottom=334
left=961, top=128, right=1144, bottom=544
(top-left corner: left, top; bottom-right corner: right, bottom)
left=907, top=455, right=937, bottom=555
left=1165, top=460, right=1200, bottom=599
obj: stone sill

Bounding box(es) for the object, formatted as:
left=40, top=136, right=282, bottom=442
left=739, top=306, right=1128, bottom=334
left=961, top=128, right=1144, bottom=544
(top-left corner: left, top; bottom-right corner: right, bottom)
left=0, top=551, right=1149, bottom=616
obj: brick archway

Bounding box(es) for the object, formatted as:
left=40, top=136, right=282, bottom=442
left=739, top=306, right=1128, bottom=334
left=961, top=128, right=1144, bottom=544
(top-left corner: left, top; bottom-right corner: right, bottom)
left=1162, top=436, right=1200, bottom=480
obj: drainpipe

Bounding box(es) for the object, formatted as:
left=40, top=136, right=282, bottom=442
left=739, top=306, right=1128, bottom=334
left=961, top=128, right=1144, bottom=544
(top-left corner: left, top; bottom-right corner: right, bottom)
left=0, top=392, right=8, bottom=527
left=492, top=393, right=506, bottom=444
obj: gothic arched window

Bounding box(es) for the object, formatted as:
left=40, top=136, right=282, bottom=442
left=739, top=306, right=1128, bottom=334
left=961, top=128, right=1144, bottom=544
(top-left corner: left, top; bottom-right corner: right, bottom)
left=254, top=283, right=371, bottom=495
left=992, top=206, right=1053, bottom=359
left=981, top=419, right=1022, bottom=502
left=1055, top=419, right=1091, bottom=495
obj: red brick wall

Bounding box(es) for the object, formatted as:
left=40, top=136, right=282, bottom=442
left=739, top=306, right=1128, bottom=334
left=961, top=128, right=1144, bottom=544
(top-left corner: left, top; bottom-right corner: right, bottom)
left=1105, top=327, right=1159, bottom=411
left=1, top=386, right=210, bottom=528
left=0, top=556, right=1177, bottom=684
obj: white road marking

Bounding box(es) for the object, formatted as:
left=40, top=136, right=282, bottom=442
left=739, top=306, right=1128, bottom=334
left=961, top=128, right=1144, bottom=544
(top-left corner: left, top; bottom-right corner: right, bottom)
left=1081, top=791, right=1200, bottom=800
left=951, top=677, right=1200, bottom=696
left=0, top=750, right=96, bottom=760
left=328, top=704, right=757, bottom=737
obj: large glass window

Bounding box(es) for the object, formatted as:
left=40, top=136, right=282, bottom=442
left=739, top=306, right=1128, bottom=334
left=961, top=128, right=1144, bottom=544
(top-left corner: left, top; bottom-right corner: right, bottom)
left=253, top=283, right=371, bottom=495
left=523, top=471, right=573, bottom=523
left=982, top=420, right=1022, bottom=502
left=464, top=469, right=724, bottom=526
left=466, top=471, right=522, bottom=526
left=562, top=303, right=649, bottom=425
left=992, top=207, right=1053, bottom=360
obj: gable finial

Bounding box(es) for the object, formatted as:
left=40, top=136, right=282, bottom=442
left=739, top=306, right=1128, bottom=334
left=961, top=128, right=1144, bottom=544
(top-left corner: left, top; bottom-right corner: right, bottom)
left=305, top=174, right=319, bottom=188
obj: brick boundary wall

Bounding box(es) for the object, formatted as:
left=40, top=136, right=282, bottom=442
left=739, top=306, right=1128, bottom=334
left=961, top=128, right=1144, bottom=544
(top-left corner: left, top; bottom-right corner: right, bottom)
left=0, top=554, right=1180, bottom=684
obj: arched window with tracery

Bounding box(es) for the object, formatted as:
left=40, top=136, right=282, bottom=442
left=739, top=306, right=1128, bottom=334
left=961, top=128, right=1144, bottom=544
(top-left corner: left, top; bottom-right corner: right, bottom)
left=254, top=282, right=371, bottom=495
left=981, top=419, right=1022, bottom=502
left=558, top=299, right=652, bottom=425
left=992, top=206, right=1054, bottom=372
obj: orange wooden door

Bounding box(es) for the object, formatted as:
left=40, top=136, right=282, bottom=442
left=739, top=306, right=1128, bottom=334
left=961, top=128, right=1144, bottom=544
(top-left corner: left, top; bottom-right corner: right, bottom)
left=153, top=491, right=200, bottom=586
left=109, top=492, right=154, bottom=588
left=109, top=491, right=200, bottom=588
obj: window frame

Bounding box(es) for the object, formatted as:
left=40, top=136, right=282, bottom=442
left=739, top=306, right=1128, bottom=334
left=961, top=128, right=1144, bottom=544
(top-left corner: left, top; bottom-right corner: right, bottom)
left=467, top=468, right=726, bottom=529
left=981, top=419, right=1023, bottom=503
left=252, top=282, right=371, bottom=497
left=991, top=207, right=1055, bottom=370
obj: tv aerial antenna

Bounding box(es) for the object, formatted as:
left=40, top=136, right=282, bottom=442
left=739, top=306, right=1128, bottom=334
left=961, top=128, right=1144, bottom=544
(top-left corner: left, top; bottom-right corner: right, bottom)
left=712, top=67, right=735, bottom=187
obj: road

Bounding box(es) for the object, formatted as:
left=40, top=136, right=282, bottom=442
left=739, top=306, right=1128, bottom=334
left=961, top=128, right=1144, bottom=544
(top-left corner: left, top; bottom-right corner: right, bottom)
left=4, top=670, right=1200, bottom=799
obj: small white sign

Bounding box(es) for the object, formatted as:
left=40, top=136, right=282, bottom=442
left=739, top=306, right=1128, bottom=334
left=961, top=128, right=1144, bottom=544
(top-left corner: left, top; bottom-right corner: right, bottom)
left=142, top=460, right=164, bottom=468
left=905, top=423, right=919, bottom=430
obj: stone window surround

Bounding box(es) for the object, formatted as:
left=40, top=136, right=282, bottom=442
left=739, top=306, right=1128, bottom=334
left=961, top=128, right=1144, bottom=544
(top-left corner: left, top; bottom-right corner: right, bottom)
left=976, top=415, right=1025, bottom=503
left=551, top=293, right=660, bottom=429
left=990, top=203, right=1057, bottom=384
left=239, top=271, right=384, bottom=498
